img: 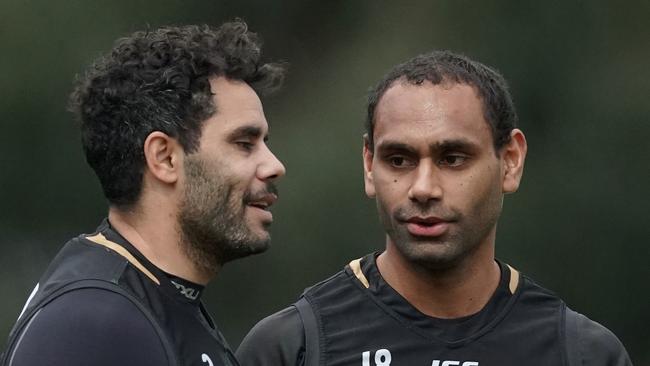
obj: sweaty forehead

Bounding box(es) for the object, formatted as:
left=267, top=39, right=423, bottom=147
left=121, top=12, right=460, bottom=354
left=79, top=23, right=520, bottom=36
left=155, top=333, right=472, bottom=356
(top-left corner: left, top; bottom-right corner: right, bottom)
left=377, top=81, right=482, bottom=122
left=210, top=77, right=264, bottom=117
left=206, top=77, right=268, bottom=130
left=199, top=77, right=269, bottom=145
left=373, top=81, right=491, bottom=146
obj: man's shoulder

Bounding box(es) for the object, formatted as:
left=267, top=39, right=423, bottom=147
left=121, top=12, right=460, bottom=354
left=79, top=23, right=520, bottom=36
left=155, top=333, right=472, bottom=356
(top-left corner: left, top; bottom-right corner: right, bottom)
left=7, top=287, right=169, bottom=366
left=35, top=287, right=158, bottom=332
left=302, top=267, right=351, bottom=294
left=516, top=271, right=631, bottom=364
left=566, top=308, right=632, bottom=365
left=237, top=306, right=305, bottom=366
left=242, top=306, right=304, bottom=343
left=42, top=233, right=131, bottom=281
left=236, top=262, right=363, bottom=366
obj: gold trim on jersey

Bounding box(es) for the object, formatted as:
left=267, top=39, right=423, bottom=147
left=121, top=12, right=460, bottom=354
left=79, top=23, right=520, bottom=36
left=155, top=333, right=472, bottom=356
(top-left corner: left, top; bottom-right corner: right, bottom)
left=350, top=257, right=519, bottom=294
left=507, top=264, right=520, bottom=294
left=348, top=258, right=370, bottom=289
left=86, top=233, right=161, bottom=285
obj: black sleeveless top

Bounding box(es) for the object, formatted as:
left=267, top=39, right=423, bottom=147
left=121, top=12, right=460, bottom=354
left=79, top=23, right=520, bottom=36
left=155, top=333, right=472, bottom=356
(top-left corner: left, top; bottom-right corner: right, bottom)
left=302, top=254, right=563, bottom=365
left=237, top=253, right=631, bottom=366
left=2, top=220, right=238, bottom=366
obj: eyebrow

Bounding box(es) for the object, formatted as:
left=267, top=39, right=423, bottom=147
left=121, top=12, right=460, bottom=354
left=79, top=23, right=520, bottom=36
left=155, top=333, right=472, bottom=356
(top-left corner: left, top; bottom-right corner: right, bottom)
left=375, top=138, right=477, bottom=155
left=227, top=125, right=266, bottom=140
left=431, top=138, right=477, bottom=153
left=375, top=141, right=418, bottom=155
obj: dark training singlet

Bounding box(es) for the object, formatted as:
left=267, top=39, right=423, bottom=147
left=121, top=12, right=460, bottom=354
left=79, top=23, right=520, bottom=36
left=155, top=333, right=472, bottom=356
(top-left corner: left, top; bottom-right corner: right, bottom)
left=237, top=253, right=631, bottom=366
left=1, top=220, right=239, bottom=366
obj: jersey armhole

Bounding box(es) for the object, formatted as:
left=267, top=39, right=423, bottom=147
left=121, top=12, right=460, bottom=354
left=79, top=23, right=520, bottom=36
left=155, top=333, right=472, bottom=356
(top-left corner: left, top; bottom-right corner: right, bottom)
left=294, top=297, right=320, bottom=366
left=5, top=280, right=178, bottom=366
left=565, top=307, right=632, bottom=366
left=3, top=286, right=176, bottom=366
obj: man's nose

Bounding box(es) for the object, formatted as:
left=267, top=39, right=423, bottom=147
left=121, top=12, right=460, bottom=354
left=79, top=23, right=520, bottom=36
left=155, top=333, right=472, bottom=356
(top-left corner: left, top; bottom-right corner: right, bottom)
left=407, top=160, right=442, bottom=203
left=257, top=144, right=286, bottom=181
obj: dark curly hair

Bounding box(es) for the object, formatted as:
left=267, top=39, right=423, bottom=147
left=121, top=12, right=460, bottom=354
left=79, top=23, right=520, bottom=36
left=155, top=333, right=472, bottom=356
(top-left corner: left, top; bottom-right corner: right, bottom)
left=69, top=21, right=285, bottom=208
left=366, top=50, right=517, bottom=152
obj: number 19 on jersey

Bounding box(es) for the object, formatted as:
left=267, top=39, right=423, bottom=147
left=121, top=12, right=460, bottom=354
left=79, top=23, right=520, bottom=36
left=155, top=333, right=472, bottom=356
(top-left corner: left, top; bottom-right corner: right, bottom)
left=362, top=349, right=391, bottom=366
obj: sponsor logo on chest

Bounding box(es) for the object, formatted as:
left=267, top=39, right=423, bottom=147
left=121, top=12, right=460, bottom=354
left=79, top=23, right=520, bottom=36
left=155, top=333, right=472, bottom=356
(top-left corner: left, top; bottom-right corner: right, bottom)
left=361, top=349, right=478, bottom=366
left=171, top=280, right=200, bottom=300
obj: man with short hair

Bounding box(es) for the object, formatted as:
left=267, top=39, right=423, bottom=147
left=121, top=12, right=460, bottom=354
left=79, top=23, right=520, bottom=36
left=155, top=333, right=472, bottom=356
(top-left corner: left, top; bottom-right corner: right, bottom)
left=236, top=51, right=631, bottom=366
left=2, top=21, right=285, bottom=366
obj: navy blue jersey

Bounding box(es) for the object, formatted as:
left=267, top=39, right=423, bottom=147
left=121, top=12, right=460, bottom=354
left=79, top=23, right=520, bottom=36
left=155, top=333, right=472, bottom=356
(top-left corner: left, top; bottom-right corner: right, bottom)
left=2, top=220, right=238, bottom=366
left=237, top=253, right=631, bottom=366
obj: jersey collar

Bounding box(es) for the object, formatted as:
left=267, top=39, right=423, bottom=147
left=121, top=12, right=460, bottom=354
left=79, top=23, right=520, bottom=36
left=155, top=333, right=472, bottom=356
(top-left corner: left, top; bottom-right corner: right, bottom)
left=356, top=252, right=518, bottom=343
left=85, top=219, right=205, bottom=305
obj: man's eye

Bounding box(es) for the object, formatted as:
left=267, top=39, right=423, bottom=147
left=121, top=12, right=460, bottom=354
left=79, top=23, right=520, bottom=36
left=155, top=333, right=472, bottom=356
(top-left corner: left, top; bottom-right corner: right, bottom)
left=439, top=155, right=467, bottom=167
left=236, top=141, right=254, bottom=151
left=388, top=156, right=413, bottom=168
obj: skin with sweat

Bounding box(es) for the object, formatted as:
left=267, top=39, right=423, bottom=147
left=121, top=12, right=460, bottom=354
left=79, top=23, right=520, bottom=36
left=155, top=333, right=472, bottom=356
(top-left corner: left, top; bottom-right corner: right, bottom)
left=363, top=80, right=526, bottom=318
left=109, top=77, right=285, bottom=285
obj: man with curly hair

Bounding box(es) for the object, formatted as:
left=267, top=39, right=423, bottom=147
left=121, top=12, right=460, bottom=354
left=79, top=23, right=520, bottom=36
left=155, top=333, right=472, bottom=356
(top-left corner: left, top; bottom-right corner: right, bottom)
left=2, top=21, right=285, bottom=366
left=237, top=51, right=631, bottom=366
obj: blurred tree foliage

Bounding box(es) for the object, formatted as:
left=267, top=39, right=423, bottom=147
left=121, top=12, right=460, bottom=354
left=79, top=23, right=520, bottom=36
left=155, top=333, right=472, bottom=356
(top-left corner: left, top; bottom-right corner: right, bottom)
left=1, top=1, right=648, bottom=363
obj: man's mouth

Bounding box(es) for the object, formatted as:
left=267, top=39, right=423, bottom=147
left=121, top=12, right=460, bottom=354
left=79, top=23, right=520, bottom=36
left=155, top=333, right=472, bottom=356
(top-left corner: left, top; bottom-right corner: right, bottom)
left=248, top=201, right=269, bottom=210
left=406, top=216, right=446, bottom=225
left=403, top=216, right=451, bottom=237
left=246, top=194, right=278, bottom=211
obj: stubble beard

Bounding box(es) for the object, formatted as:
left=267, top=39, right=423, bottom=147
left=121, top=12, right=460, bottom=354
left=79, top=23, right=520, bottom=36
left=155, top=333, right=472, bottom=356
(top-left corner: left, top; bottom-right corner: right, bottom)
left=178, top=157, right=271, bottom=277
left=377, top=197, right=502, bottom=272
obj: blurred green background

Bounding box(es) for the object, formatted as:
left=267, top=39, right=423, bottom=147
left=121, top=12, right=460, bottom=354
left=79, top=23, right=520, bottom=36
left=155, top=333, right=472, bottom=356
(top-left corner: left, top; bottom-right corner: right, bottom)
left=1, top=1, right=648, bottom=363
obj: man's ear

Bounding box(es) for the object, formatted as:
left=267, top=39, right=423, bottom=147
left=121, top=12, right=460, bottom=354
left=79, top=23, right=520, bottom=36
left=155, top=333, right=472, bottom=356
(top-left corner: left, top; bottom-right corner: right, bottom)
left=363, top=134, right=376, bottom=198
left=143, top=131, right=183, bottom=185
left=501, top=129, right=527, bottom=194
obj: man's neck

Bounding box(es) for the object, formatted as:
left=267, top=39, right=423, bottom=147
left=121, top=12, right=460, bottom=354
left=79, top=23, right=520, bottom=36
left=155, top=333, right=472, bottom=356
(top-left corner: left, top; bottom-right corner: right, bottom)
left=108, top=204, right=214, bottom=285
left=376, top=238, right=500, bottom=319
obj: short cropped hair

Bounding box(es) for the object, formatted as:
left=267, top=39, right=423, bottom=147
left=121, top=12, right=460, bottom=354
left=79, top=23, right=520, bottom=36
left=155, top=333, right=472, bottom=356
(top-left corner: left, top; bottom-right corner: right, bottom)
left=69, top=21, right=285, bottom=207
left=366, top=50, right=517, bottom=152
